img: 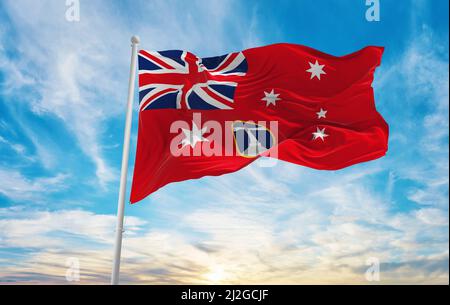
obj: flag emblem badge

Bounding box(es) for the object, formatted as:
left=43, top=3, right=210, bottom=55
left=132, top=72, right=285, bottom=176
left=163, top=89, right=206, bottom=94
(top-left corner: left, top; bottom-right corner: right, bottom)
left=232, top=121, right=276, bottom=158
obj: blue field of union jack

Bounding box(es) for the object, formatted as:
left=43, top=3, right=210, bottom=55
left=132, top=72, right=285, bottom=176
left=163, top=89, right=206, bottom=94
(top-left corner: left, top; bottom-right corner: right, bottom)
left=138, top=49, right=248, bottom=110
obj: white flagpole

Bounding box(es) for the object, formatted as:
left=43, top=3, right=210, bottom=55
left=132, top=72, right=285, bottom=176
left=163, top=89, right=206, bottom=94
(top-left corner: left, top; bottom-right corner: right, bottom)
left=111, top=35, right=140, bottom=285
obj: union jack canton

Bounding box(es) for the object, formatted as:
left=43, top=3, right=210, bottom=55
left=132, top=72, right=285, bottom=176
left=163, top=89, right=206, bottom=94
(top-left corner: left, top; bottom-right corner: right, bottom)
left=138, top=50, right=248, bottom=111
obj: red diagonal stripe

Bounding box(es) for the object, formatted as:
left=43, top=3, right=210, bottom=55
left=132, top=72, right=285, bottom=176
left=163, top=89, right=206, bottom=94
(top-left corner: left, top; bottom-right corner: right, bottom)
left=140, top=88, right=178, bottom=110
left=201, top=86, right=234, bottom=108
left=139, top=50, right=175, bottom=70
left=210, top=53, right=239, bottom=73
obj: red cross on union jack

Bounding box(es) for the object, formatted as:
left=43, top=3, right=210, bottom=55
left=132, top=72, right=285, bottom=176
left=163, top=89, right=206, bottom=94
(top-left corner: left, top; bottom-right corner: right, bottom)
left=138, top=49, right=248, bottom=111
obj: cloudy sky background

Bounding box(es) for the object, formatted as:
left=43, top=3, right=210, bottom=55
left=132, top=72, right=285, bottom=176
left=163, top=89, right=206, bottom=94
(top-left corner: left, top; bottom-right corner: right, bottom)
left=0, top=0, right=448, bottom=284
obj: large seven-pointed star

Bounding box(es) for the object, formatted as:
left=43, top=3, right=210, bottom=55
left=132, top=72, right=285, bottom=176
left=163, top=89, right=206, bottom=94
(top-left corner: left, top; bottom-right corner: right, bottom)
left=306, top=60, right=326, bottom=80
left=181, top=122, right=209, bottom=148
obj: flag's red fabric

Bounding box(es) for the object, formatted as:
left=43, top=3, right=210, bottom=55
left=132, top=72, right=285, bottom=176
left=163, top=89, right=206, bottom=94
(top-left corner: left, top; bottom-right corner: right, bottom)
left=130, top=43, right=388, bottom=203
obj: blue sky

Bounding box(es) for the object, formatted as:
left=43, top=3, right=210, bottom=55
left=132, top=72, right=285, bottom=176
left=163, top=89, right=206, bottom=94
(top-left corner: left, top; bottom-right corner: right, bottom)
left=0, top=0, right=448, bottom=284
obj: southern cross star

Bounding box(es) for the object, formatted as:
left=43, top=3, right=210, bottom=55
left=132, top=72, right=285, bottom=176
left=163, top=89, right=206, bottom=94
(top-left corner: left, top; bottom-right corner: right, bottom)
left=312, top=127, right=329, bottom=141
left=316, top=108, right=327, bottom=119
left=307, top=60, right=326, bottom=80
left=261, top=89, right=281, bottom=107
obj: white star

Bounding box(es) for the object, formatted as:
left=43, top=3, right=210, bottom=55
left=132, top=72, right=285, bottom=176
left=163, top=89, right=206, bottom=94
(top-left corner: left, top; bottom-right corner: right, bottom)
left=312, top=127, right=329, bottom=141
left=316, top=108, right=327, bottom=119
left=306, top=60, right=326, bottom=80
left=261, top=89, right=281, bottom=107
left=181, top=122, right=209, bottom=148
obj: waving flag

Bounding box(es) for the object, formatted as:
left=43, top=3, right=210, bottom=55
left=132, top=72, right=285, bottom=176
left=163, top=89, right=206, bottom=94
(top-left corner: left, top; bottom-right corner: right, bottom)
left=130, top=43, right=389, bottom=203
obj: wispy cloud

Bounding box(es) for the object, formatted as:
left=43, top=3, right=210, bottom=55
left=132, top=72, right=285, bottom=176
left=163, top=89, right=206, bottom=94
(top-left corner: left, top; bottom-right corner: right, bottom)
left=0, top=169, right=68, bottom=201
left=1, top=0, right=128, bottom=185
left=376, top=24, right=449, bottom=211
left=0, top=158, right=447, bottom=284
left=0, top=135, right=26, bottom=155
left=0, top=206, right=145, bottom=248
left=0, top=0, right=261, bottom=186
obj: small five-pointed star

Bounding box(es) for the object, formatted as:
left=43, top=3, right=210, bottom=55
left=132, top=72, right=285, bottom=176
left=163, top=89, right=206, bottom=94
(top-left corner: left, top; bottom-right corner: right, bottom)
left=312, top=127, right=329, bottom=141
left=261, top=89, right=281, bottom=106
left=316, top=108, right=327, bottom=119
left=307, top=60, right=326, bottom=80
left=181, top=122, right=209, bottom=148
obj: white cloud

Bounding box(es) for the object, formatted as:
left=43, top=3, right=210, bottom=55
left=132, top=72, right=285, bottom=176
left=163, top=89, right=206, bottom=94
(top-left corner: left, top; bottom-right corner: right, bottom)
left=0, top=206, right=145, bottom=248
left=416, top=208, right=449, bottom=227
left=1, top=162, right=447, bottom=284
left=108, top=162, right=446, bottom=284
left=375, top=24, right=449, bottom=211
left=0, top=169, right=68, bottom=201
left=0, top=135, right=26, bottom=155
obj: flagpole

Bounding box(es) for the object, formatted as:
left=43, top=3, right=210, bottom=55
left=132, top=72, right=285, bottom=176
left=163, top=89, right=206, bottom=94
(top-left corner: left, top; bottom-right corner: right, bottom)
left=111, top=35, right=140, bottom=285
